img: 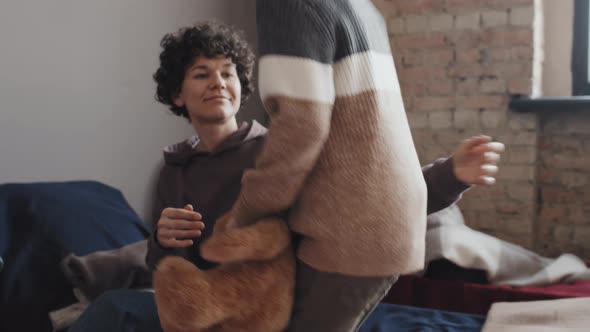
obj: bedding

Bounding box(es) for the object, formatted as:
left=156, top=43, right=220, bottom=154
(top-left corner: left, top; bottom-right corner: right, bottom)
left=0, top=181, right=149, bottom=332
left=385, top=205, right=590, bottom=316
left=426, top=205, right=590, bottom=287
left=2, top=182, right=588, bottom=331
left=383, top=274, right=590, bottom=315
left=359, top=303, right=485, bottom=332
left=482, top=297, right=590, bottom=332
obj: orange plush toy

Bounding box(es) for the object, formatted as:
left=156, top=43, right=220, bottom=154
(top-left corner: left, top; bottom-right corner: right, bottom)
left=153, top=214, right=295, bottom=332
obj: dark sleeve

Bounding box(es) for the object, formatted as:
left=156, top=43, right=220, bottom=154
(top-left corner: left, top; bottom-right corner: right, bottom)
left=423, top=157, right=471, bottom=214
left=256, top=0, right=336, bottom=62
left=145, top=168, right=187, bottom=271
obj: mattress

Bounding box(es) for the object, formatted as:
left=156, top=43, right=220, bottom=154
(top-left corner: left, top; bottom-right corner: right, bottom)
left=382, top=275, right=590, bottom=315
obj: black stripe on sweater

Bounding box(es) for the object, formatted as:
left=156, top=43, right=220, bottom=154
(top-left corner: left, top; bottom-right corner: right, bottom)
left=256, top=0, right=391, bottom=64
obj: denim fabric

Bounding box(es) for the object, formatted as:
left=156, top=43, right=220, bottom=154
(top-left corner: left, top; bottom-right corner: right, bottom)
left=67, top=289, right=162, bottom=332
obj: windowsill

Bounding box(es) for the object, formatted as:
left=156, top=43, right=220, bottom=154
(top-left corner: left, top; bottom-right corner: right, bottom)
left=509, top=96, right=590, bottom=112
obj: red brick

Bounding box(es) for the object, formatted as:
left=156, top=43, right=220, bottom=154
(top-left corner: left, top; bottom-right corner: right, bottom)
left=374, top=0, right=399, bottom=19
left=481, top=28, right=534, bottom=46
left=455, top=13, right=481, bottom=30
left=457, top=95, right=506, bottom=108
left=510, top=6, right=535, bottom=26
left=481, top=109, right=507, bottom=128
left=480, top=78, right=507, bottom=93
left=541, top=136, right=586, bottom=152
left=507, top=146, right=537, bottom=164
left=490, top=46, right=533, bottom=62
left=539, top=206, right=564, bottom=222
left=497, top=201, right=524, bottom=215
left=396, top=0, right=446, bottom=15
left=429, top=110, right=454, bottom=128
left=396, top=33, right=447, bottom=49
left=445, top=31, right=482, bottom=49
left=400, top=52, right=423, bottom=66
left=537, top=167, right=559, bottom=185
left=482, top=10, right=509, bottom=28
left=399, top=66, right=447, bottom=82
left=408, top=82, right=430, bottom=96
left=406, top=15, right=430, bottom=33
left=428, top=79, right=455, bottom=95
left=448, top=64, right=496, bottom=79
left=496, top=131, right=537, bottom=145
left=445, top=0, right=533, bottom=13
left=456, top=78, right=480, bottom=95
left=423, top=49, right=455, bottom=65
left=489, top=0, right=533, bottom=9
left=493, top=63, right=533, bottom=78
left=454, top=109, right=480, bottom=128
left=508, top=78, right=531, bottom=94
left=541, top=188, right=583, bottom=205
left=414, top=96, right=456, bottom=111
left=456, top=48, right=482, bottom=63
left=543, top=153, right=590, bottom=171
left=446, top=0, right=489, bottom=13
left=569, top=206, right=590, bottom=225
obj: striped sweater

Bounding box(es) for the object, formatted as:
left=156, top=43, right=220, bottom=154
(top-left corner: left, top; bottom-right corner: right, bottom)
left=233, top=0, right=429, bottom=276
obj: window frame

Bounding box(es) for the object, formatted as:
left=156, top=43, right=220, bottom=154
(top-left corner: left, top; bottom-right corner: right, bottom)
left=572, top=0, right=590, bottom=95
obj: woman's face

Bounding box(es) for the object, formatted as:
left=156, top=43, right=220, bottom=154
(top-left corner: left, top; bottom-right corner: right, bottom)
left=174, top=55, right=241, bottom=124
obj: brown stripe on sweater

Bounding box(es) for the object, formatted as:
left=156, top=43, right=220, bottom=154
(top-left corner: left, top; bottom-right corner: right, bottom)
left=235, top=91, right=428, bottom=276
left=288, top=90, right=428, bottom=276
left=233, top=96, right=333, bottom=226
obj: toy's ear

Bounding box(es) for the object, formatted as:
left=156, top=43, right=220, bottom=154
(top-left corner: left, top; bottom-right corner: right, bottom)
left=201, top=216, right=291, bottom=264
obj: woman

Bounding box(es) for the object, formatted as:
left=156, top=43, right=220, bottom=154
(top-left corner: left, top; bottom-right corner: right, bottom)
left=67, top=21, right=261, bottom=332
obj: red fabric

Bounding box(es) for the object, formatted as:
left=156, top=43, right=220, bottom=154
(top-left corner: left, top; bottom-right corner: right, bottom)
left=382, top=275, right=590, bottom=315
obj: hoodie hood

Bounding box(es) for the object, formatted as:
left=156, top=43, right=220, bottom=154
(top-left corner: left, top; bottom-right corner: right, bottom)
left=163, top=120, right=267, bottom=165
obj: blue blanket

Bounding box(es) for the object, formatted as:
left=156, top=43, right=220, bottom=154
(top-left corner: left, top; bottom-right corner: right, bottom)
left=0, top=181, right=149, bottom=332
left=360, top=303, right=485, bottom=332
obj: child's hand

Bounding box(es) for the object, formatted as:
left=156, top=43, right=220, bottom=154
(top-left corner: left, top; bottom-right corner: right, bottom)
left=452, top=135, right=505, bottom=186
left=156, top=204, right=205, bottom=248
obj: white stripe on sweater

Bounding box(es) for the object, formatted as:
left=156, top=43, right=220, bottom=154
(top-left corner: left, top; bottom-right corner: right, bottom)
left=334, top=50, right=401, bottom=97
left=258, top=55, right=335, bottom=104
left=258, top=51, right=401, bottom=103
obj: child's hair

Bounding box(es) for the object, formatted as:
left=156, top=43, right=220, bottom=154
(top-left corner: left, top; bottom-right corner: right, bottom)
left=153, top=22, right=255, bottom=119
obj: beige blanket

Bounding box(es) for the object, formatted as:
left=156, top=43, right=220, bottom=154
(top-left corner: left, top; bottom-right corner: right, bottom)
left=425, top=205, right=590, bottom=286
left=482, top=297, right=590, bottom=331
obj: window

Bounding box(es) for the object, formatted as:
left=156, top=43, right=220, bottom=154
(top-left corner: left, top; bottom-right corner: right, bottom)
left=573, top=0, right=590, bottom=95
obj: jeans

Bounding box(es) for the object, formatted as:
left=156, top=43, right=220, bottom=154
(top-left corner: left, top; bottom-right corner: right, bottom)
left=285, top=260, right=399, bottom=332
left=67, top=289, right=163, bottom=332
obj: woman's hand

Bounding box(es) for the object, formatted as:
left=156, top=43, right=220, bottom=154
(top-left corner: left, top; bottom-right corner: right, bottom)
left=156, top=204, right=205, bottom=248
left=453, top=135, right=505, bottom=186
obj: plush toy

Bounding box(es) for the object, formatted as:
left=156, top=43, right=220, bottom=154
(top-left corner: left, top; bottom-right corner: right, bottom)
left=153, top=214, right=295, bottom=332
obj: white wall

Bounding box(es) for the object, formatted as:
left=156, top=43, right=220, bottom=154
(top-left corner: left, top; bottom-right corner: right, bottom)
left=542, top=0, right=574, bottom=96
left=0, top=0, right=260, bottom=221
left=229, top=0, right=265, bottom=124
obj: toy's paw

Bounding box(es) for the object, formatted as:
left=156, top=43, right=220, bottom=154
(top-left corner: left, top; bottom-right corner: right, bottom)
left=200, top=235, right=236, bottom=263
left=212, top=212, right=236, bottom=234
left=201, top=217, right=291, bottom=264
left=154, top=256, right=202, bottom=294
left=155, top=256, right=197, bottom=276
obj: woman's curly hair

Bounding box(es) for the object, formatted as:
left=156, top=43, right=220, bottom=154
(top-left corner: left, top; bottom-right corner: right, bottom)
left=153, top=22, right=255, bottom=119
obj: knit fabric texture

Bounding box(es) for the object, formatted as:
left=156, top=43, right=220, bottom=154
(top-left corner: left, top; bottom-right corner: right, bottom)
left=233, top=0, right=428, bottom=276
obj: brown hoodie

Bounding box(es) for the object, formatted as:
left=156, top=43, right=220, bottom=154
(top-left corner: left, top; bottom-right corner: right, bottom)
left=146, top=121, right=267, bottom=271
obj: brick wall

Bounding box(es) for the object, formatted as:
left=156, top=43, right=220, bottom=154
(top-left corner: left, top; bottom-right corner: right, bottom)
left=379, top=0, right=590, bottom=260
left=537, top=111, right=590, bottom=258
left=382, top=0, right=539, bottom=248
